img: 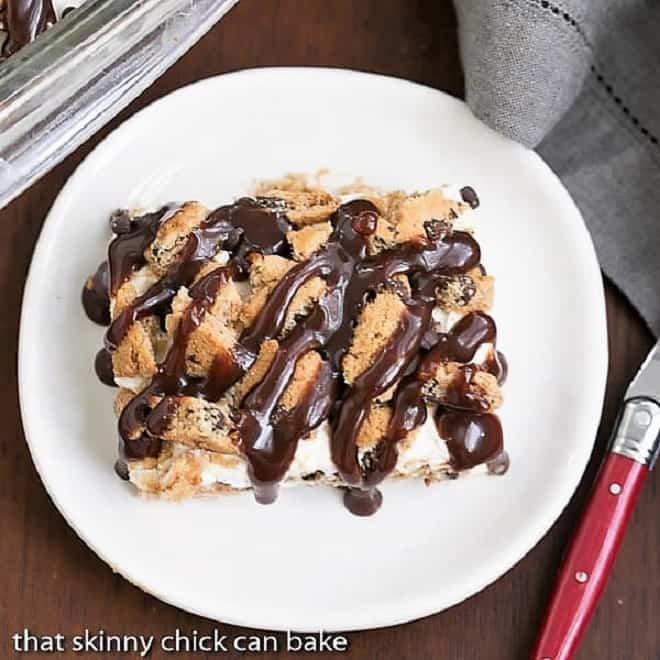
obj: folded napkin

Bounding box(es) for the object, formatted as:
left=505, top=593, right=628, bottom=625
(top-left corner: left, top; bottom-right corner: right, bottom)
left=455, top=0, right=660, bottom=335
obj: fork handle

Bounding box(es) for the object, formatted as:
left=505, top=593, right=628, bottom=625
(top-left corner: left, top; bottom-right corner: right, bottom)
left=531, top=451, right=647, bottom=660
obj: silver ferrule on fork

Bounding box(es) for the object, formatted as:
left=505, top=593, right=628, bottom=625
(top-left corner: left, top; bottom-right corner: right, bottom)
left=611, top=398, right=660, bottom=468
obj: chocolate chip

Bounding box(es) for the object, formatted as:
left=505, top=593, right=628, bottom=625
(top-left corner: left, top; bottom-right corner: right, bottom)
left=436, top=274, right=476, bottom=307
left=109, top=210, right=133, bottom=234
left=360, top=451, right=375, bottom=474
left=270, top=404, right=286, bottom=425
left=212, top=412, right=225, bottom=431
left=424, top=218, right=451, bottom=241
left=255, top=196, right=289, bottom=211
left=459, top=186, right=480, bottom=209
left=114, top=459, right=130, bottom=481
left=389, top=277, right=410, bottom=300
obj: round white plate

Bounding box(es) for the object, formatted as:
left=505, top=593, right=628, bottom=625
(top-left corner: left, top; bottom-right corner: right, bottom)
left=19, top=68, right=607, bottom=632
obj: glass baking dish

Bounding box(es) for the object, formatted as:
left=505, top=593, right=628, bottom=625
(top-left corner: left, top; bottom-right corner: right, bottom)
left=0, top=0, right=239, bottom=209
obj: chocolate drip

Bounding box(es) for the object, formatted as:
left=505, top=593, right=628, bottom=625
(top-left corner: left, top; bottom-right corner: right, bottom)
left=436, top=410, right=503, bottom=470
left=108, top=205, right=176, bottom=295
left=444, top=364, right=493, bottom=411
left=80, top=206, right=173, bottom=356
left=419, top=311, right=496, bottom=367
left=343, top=487, right=383, bottom=516
left=94, top=348, right=115, bottom=387
left=81, top=261, right=110, bottom=326
left=487, top=450, right=510, bottom=476
left=331, top=305, right=429, bottom=487
left=484, top=349, right=508, bottom=385
left=244, top=361, right=337, bottom=504
left=106, top=280, right=179, bottom=352
left=1, top=0, right=55, bottom=58
left=232, top=197, right=292, bottom=265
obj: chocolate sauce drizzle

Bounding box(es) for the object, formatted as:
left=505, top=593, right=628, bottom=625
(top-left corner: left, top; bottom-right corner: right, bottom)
left=1, top=0, right=55, bottom=58
left=83, top=193, right=508, bottom=516
left=107, top=206, right=177, bottom=296
left=105, top=199, right=289, bottom=352
left=81, top=261, right=110, bottom=326
left=438, top=411, right=503, bottom=471
left=118, top=265, right=240, bottom=461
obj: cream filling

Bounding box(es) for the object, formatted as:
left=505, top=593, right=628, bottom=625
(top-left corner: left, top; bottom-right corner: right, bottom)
left=432, top=307, right=464, bottom=332
left=285, top=422, right=337, bottom=481
left=394, top=411, right=450, bottom=474
left=192, top=412, right=455, bottom=491
left=108, top=265, right=158, bottom=321
left=115, top=375, right=149, bottom=392
left=199, top=456, right=251, bottom=490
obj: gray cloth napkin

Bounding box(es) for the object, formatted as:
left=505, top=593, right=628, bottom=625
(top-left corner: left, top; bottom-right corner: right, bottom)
left=454, top=0, right=660, bottom=335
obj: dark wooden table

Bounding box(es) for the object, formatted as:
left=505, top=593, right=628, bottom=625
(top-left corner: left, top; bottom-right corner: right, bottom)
left=1, top=2, right=657, bottom=658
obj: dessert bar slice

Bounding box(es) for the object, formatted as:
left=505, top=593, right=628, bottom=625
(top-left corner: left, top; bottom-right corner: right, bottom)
left=82, top=177, right=508, bottom=515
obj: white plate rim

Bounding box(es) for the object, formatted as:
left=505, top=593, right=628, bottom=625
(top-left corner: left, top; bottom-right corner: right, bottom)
left=18, top=67, right=609, bottom=631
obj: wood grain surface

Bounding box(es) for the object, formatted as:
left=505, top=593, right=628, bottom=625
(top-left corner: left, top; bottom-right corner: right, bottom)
left=1, top=1, right=657, bottom=658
